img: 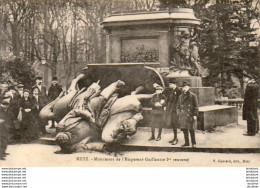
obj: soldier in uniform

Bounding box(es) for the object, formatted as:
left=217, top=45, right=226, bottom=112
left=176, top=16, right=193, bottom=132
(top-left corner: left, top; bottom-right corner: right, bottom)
left=177, top=82, right=199, bottom=147
left=243, top=76, right=259, bottom=136
left=149, top=85, right=166, bottom=141
left=164, top=79, right=182, bottom=145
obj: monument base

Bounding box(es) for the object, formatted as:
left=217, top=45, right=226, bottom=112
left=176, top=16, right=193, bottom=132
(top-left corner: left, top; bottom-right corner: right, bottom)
left=190, top=87, right=215, bottom=107
left=166, top=76, right=202, bottom=87
left=141, top=105, right=238, bottom=131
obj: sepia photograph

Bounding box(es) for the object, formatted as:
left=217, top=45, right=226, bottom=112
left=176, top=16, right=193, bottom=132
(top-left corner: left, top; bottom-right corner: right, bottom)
left=0, top=0, right=259, bottom=167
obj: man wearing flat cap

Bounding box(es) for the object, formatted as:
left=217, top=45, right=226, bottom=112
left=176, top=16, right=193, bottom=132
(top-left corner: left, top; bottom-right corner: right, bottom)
left=176, top=81, right=199, bottom=147
left=243, top=75, right=259, bottom=136
left=48, top=76, right=63, bottom=128
left=164, top=78, right=182, bottom=145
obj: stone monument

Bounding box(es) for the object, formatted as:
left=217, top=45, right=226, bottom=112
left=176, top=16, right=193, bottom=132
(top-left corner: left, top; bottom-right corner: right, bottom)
left=91, top=8, right=238, bottom=130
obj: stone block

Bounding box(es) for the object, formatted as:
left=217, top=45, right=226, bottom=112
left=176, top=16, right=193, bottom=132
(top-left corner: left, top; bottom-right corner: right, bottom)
left=171, top=76, right=202, bottom=87
left=140, top=105, right=238, bottom=131
left=190, top=87, right=215, bottom=107
left=198, top=105, right=238, bottom=130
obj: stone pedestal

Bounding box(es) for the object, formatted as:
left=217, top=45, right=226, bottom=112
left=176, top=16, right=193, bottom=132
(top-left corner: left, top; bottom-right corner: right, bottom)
left=174, top=76, right=202, bottom=87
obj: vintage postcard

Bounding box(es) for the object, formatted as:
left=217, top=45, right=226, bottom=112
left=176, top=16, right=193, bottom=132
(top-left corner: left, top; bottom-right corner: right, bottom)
left=0, top=0, right=259, bottom=167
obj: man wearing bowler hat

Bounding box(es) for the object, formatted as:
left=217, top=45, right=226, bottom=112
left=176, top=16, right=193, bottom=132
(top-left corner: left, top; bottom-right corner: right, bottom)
left=176, top=81, right=199, bottom=147
left=48, top=76, right=63, bottom=102
left=164, top=78, right=182, bottom=145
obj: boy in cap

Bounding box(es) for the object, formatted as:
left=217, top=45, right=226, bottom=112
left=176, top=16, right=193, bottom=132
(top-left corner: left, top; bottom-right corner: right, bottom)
left=164, top=79, right=182, bottom=145
left=149, top=85, right=166, bottom=141
left=176, top=82, right=199, bottom=147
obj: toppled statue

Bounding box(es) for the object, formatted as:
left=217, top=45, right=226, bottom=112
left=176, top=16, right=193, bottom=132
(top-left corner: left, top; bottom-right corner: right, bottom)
left=40, top=73, right=154, bottom=153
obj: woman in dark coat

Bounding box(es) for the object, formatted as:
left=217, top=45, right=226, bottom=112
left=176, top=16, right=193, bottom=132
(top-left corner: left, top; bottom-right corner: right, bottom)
left=20, top=89, right=38, bottom=140
left=149, top=85, right=166, bottom=141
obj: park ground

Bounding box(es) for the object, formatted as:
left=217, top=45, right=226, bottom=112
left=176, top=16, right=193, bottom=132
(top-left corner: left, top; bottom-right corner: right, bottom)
left=1, top=115, right=260, bottom=167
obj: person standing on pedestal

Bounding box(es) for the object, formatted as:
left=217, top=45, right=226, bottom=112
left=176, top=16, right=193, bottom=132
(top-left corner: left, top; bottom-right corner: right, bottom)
left=164, top=79, right=182, bottom=145
left=149, top=85, right=166, bottom=141
left=177, top=82, right=199, bottom=147
left=48, top=76, right=63, bottom=128
left=243, top=76, right=259, bottom=136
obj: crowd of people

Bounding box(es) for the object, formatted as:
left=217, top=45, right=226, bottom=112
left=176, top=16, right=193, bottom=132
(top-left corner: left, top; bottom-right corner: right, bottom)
left=0, top=74, right=259, bottom=159
left=0, top=76, right=62, bottom=160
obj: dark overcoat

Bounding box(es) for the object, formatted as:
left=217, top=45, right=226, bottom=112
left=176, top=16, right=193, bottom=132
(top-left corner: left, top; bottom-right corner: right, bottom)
left=164, top=87, right=182, bottom=128
left=48, top=84, right=63, bottom=102
left=150, top=94, right=166, bottom=127
left=10, top=94, right=21, bottom=118
left=243, top=82, right=259, bottom=121
left=20, top=98, right=35, bottom=129
left=0, top=108, right=10, bottom=157
left=176, top=91, right=199, bottom=130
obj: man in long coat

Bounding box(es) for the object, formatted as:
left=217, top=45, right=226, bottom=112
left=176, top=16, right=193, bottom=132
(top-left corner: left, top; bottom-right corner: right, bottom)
left=48, top=77, right=63, bottom=128
left=0, top=96, right=12, bottom=160
left=243, top=76, right=259, bottom=136
left=177, top=82, right=199, bottom=147
left=164, top=79, right=182, bottom=145
left=48, top=77, right=63, bottom=102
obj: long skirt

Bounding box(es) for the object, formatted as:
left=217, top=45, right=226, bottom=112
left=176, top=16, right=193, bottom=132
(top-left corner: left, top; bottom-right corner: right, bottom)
left=20, top=112, right=39, bottom=140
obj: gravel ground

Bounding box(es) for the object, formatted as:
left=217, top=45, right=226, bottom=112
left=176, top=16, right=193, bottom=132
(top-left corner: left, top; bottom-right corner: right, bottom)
left=1, top=143, right=260, bottom=167
left=1, top=116, right=259, bottom=167
left=125, top=117, right=260, bottom=148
